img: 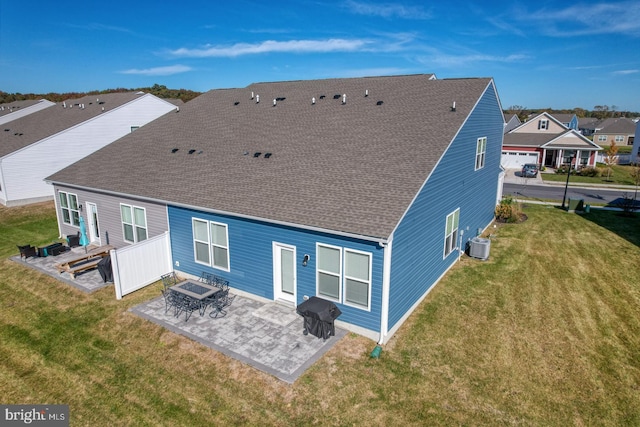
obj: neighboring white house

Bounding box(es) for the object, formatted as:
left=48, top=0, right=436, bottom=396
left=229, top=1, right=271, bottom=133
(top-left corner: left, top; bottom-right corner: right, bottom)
left=0, top=99, right=56, bottom=125
left=0, top=92, right=180, bottom=206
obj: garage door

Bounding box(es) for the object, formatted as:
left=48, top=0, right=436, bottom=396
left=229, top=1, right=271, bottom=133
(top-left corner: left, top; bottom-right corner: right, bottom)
left=501, top=151, right=539, bottom=169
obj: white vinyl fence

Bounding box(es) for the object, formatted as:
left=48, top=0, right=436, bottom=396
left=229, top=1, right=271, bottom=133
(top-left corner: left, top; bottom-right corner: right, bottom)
left=596, top=153, right=632, bottom=165
left=112, top=231, right=173, bottom=299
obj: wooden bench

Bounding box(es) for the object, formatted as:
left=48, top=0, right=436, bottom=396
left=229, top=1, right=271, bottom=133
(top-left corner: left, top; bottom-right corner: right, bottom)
left=55, top=245, right=114, bottom=277
left=67, top=258, right=103, bottom=279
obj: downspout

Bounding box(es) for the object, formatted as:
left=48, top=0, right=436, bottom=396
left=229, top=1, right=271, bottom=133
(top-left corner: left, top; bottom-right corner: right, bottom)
left=378, top=237, right=393, bottom=345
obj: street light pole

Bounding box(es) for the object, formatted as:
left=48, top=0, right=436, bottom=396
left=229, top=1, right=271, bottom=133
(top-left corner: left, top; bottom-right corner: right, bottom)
left=561, top=153, right=575, bottom=210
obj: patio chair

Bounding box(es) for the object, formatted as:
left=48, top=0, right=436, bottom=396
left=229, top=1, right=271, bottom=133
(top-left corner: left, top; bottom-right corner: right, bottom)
left=161, top=289, right=179, bottom=315
left=161, top=272, right=179, bottom=290
left=206, top=289, right=229, bottom=318
left=17, top=244, right=37, bottom=260
left=173, top=293, right=200, bottom=322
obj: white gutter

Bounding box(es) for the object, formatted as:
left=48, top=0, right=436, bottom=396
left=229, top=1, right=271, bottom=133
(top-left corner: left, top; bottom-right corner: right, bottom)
left=378, top=237, right=393, bottom=344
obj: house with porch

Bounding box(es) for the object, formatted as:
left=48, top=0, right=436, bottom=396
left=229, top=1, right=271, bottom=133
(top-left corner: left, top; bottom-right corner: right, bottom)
left=502, top=112, right=601, bottom=169
left=46, top=74, right=505, bottom=344
left=0, top=92, right=180, bottom=206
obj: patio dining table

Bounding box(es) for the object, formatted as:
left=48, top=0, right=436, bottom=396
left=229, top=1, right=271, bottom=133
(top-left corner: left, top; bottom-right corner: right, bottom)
left=169, top=280, right=221, bottom=320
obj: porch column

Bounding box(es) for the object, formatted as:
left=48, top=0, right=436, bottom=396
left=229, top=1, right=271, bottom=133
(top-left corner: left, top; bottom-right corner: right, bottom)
left=541, top=149, right=547, bottom=167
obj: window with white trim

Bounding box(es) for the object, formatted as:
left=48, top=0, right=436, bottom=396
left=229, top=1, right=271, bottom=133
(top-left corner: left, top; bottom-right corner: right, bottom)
left=475, top=137, right=487, bottom=170
left=444, top=209, right=460, bottom=257
left=615, top=135, right=624, bottom=143
left=192, top=218, right=230, bottom=271
left=317, top=244, right=372, bottom=310
left=59, top=191, right=80, bottom=226
left=120, top=204, right=147, bottom=243
left=538, top=119, right=548, bottom=130
left=598, top=135, right=607, bottom=142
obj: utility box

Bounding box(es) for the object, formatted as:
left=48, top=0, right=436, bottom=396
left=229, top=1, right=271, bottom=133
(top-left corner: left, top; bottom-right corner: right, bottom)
left=567, top=198, right=584, bottom=212
left=469, top=237, right=491, bottom=260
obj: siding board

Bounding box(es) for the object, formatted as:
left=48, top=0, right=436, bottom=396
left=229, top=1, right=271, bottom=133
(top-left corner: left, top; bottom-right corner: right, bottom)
left=168, top=205, right=384, bottom=334
left=388, top=82, right=504, bottom=330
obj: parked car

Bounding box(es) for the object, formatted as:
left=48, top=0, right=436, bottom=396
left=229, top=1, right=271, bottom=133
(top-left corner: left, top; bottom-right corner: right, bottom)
left=521, top=163, right=539, bottom=178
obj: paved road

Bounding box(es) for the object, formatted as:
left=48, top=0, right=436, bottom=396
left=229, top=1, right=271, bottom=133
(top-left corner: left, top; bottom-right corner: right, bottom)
left=503, top=182, right=639, bottom=207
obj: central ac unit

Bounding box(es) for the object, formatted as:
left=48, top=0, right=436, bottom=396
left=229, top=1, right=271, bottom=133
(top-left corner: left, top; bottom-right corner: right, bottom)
left=469, top=237, right=490, bottom=260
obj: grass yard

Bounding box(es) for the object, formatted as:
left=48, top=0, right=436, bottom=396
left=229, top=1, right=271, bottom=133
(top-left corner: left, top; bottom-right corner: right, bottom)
left=542, top=164, right=640, bottom=186
left=1, top=202, right=640, bottom=426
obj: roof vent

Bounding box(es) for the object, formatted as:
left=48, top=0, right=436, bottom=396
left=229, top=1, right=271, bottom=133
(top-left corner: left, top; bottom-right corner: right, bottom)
left=451, top=101, right=456, bottom=112
left=171, top=148, right=179, bottom=153
left=234, top=101, right=240, bottom=105
left=264, top=152, right=272, bottom=158
left=251, top=91, right=254, bottom=99
left=273, top=98, right=277, bottom=106
left=333, top=94, right=341, bottom=99
left=176, top=106, right=180, bottom=113
left=188, top=149, right=196, bottom=154
left=62, top=102, right=66, bottom=108
left=256, top=95, right=260, bottom=103
left=342, top=94, right=346, bottom=104
left=365, top=89, right=369, bottom=97
left=312, top=97, right=316, bottom=105
left=4, top=129, right=9, bottom=132
left=376, top=101, right=384, bottom=106
left=253, top=152, right=262, bottom=158
left=276, top=97, right=286, bottom=101
left=319, top=95, right=326, bottom=99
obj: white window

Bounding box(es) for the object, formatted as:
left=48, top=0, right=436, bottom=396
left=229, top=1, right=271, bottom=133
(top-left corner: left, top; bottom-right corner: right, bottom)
left=615, top=135, right=624, bottom=143
left=444, top=209, right=460, bottom=257
left=598, top=135, right=607, bottom=142
left=317, top=244, right=372, bottom=310
left=538, top=119, right=548, bottom=130
left=192, top=218, right=230, bottom=271
left=475, top=137, right=487, bottom=170
left=120, top=204, right=147, bottom=243
left=59, top=191, right=80, bottom=227
left=130, top=125, right=140, bottom=132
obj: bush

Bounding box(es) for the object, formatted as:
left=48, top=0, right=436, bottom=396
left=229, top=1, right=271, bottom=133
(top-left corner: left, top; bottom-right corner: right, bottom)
left=578, top=167, right=601, bottom=177
left=495, top=196, right=521, bottom=223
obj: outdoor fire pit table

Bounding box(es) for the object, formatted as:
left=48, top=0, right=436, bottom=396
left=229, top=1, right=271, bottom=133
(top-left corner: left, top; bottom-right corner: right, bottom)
left=296, top=296, right=341, bottom=340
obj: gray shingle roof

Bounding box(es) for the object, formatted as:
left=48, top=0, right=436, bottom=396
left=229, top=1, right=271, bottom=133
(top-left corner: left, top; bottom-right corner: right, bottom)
left=47, top=75, right=493, bottom=240
left=0, top=99, right=43, bottom=117
left=0, top=92, right=146, bottom=157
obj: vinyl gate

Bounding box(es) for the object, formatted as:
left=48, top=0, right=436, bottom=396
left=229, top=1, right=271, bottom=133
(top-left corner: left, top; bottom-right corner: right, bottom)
left=113, top=231, right=173, bottom=299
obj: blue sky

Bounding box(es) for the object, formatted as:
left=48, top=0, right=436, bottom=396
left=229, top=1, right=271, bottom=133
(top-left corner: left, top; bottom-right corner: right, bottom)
left=1, top=0, right=639, bottom=111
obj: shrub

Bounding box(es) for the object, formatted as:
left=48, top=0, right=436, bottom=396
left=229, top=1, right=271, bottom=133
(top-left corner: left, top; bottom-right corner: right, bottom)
left=495, top=196, right=521, bottom=223
left=578, top=167, right=600, bottom=177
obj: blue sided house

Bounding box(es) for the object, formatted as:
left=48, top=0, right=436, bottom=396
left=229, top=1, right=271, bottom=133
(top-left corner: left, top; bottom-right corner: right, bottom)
left=46, top=74, right=505, bottom=343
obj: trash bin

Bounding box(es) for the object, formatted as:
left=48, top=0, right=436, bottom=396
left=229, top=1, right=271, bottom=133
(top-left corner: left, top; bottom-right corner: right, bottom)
left=584, top=204, right=591, bottom=213
left=296, top=296, right=342, bottom=340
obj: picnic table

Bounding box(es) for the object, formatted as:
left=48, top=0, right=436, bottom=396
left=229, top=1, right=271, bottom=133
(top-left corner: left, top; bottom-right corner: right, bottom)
left=55, top=245, right=114, bottom=279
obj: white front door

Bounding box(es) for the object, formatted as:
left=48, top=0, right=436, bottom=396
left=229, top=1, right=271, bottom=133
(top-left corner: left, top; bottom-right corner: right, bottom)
left=273, top=243, right=296, bottom=303
left=86, top=202, right=100, bottom=245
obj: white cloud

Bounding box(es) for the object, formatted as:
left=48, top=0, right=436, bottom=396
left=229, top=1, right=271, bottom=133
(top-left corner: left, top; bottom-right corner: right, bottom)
left=344, top=1, right=432, bottom=19
left=418, top=49, right=528, bottom=68
left=119, top=65, right=193, bottom=76
left=168, top=39, right=371, bottom=58
left=513, top=1, right=640, bottom=37
left=613, top=69, right=639, bottom=75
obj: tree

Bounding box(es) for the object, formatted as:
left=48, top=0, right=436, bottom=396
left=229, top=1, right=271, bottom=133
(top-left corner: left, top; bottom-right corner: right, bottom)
left=603, top=141, right=619, bottom=181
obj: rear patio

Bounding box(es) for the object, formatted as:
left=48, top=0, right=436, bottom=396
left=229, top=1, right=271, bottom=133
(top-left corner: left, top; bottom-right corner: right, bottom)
left=11, top=250, right=346, bottom=383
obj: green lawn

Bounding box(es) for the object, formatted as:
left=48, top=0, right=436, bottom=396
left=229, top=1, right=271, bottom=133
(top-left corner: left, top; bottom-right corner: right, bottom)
left=1, top=202, right=640, bottom=426
left=542, top=163, right=640, bottom=186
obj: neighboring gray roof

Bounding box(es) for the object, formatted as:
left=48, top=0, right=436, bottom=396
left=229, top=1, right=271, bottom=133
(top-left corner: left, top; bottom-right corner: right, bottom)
left=0, top=92, right=146, bottom=157
left=0, top=99, right=43, bottom=117
left=504, top=129, right=599, bottom=150
left=594, top=117, right=636, bottom=134
left=551, top=113, right=575, bottom=123
left=47, top=75, right=494, bottom=240
left=503, top=132, right=558, bottom=147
